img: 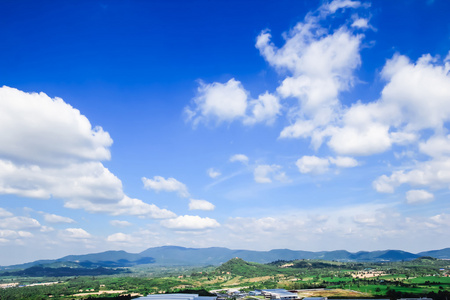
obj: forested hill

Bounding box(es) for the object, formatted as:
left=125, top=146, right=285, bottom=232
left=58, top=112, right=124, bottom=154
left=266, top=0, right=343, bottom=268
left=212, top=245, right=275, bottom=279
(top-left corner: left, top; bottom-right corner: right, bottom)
left=215, top=257, right=283, bottom=277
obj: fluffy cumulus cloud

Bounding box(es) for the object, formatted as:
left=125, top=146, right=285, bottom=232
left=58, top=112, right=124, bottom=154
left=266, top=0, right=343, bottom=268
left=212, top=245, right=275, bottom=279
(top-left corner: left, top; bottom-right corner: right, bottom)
left=0, top=86, right=112, bottom=166
left=249, top=0, right=449, bottom=162
left=253, top=164, right=288, bottom=183
left=161, top=215, right=220, bottom=230
left=142, top=176, right=189, bottom=198
left=0, top=86, right=174, bottom=219
left=252, top=0, right=450, bottom=200
left=185, top=79, right=248, bottom=125
left=243, top=92, right=281, bottom=125
left=189, top=199, right=215, bottom=211
left=325, top=53, right=450, bottom=157
left=258, top=7, right=363, bottom=145
left=369, top=54, right=450, bottom=192
left=185, top=78, right=281, bottom=126
left=183, top=0, right=450, bottom=206
left=373, top=158, right=450, bottom=194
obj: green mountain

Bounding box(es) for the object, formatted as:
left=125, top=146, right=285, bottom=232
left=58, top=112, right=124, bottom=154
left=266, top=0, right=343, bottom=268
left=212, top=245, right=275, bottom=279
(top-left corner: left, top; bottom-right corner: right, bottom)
left=215, top=257, right=281, bottom=277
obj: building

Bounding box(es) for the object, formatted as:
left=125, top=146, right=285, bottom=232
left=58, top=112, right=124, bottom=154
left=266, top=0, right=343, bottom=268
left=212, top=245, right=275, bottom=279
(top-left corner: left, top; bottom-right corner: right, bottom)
left=261, top=289, right=298, bottom=300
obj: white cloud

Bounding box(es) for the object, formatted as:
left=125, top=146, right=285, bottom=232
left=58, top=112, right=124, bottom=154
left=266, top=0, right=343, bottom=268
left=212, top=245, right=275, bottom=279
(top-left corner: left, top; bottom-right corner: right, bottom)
left=110, top=220, right=132, bottom=227
left=352, top=18, right=368, bottom=28
left=0, top=229, right=33, bottom=242
left=243, top=92, right=281, bottom=125
left=372, top=158, right=450, bottom=193
left=380, top=54, right=450, bottom=131
left=254, top=2, right=364, bottom=150
left=366, top=54, right=450, bottom=195
left=324, top=52, right=450, bottom=158
left=62, top=228, right=91, bottom=239
left=329, top=156, right=359, bottom=168
left=258, top=25, right=362, bottom=127
left=106, top=232, right=134, bottom=243
left=219, top=203, right=450, bottom=251
left=161, top=215, right=220, bottom=230
left=0, top=216, right=41, bottom=230
left=43, top=213, right=75, bottom=224
left=229, top=154, right=249, bottom=164
left=142, top=176, right=189, bottom=197
left=419, top=135, right=450, bottom=158
left=0, top=86, right=170, bottom=219
left=326, top=102, right=393, bottom=156
left=40, top=226, right=54, bottom=232
left=253, top=164, right=287, bottom=183
left=296, top=155, right=358, bottom=174
left=207, top=168, right=221, bottom=178
left=256, top=2, right=450, bottom=163
left=0, top=86, right=112, bottom=166
left=406, top=190, right=434, bottom=205
left=296, top=156, right=330, bottom=174
left=279, top=120, right=317, bottom=139
left=351, top=15, right=374, bottom=30
left=430, top=213, right=450, bottom=226
left=0, top=208, right=13, bottom=218
left=185, top=79, right=248, bottom=125
left=185, top=79, right=282, bottom=127
left=65, top=195, right=176, bottom=219
left=323, top=0, right=361, bottom=14
left=189, top=199, right=215, bottom=211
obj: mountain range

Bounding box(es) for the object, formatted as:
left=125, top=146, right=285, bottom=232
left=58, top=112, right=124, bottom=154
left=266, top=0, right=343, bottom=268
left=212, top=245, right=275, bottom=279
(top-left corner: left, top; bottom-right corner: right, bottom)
left=1, top=246, right=450, bottom=271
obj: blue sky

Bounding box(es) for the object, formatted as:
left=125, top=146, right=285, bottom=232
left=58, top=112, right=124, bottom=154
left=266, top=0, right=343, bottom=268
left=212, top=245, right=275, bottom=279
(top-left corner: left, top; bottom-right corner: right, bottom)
left=1, top=0, right=450, bottom=265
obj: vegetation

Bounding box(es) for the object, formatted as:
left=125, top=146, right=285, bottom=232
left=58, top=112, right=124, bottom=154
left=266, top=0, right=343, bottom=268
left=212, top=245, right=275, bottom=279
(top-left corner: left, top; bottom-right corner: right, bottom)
left=0, top=256, right=449, bottom=300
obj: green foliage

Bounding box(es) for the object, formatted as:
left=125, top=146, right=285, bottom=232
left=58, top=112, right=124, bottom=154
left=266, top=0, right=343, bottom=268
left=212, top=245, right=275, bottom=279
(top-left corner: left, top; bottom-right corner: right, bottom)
left=1, top=257, right=449, bottom=299
left=216, top=258, right=283, bottom=278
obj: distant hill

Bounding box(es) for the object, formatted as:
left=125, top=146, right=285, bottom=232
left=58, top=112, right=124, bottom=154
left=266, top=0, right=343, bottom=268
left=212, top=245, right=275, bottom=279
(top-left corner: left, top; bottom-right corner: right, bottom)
left=1, top=265, right=127, bottom=277
left=0, top=250, right=155, bottom=271
left=418, top=248, right=450, bottom=259
left=1, top=246, right=449, bottom=271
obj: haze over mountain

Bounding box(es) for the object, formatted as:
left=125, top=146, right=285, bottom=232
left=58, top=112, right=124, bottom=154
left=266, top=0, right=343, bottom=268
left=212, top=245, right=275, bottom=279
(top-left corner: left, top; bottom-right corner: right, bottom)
left=2, top=246, right=450, bottom=271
